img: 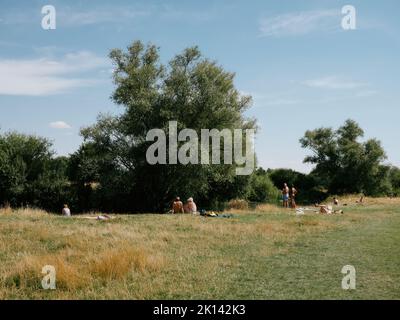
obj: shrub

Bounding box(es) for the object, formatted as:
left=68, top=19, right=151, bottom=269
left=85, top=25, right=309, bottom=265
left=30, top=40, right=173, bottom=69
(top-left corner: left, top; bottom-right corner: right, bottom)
left=227, top=199, right=249, bottom=210
left=246, top=168, right=280, bottom=203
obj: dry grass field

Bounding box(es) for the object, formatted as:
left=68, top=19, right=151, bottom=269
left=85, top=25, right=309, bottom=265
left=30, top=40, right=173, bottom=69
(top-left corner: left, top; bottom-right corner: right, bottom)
left=0, top=197, right=399, bottom=299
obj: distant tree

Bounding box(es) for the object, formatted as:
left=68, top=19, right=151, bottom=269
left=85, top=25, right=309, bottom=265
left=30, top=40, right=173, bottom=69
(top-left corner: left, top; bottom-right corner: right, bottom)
left=0, top=132, right=50, bottom=205
left=80, top=41, right=256, bottom=212
left=246, top=168, right=280, bottom=203
left=268, top=168, right=326, bottom=203
left=31, top=156, right=71, bottom=211
left=389, top=166, right=400, bottom=196
left=300, top=119, right=389, bottom=196
left=268, top=168, right=301, bottom=189
left=0, top=132, right=69, bottom=210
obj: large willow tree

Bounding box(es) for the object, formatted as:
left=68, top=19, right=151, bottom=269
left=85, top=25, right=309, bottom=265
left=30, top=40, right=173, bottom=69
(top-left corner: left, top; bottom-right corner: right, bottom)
left=77, top=41, right=256, bottom=212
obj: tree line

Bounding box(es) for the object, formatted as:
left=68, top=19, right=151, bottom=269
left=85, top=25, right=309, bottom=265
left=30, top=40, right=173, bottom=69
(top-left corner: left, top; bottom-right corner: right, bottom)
left=1, top=41, right=399, bottom=213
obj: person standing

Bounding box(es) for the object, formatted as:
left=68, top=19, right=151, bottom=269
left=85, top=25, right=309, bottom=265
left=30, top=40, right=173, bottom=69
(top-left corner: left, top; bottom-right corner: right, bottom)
left=282, top=183, right=290, bottom=208
left=290, top=186, right=298, bottom=208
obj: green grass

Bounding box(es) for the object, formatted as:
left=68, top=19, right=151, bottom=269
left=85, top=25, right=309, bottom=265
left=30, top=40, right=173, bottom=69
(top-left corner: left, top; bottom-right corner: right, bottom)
left=0, top=201, right=399, bottom=299
left=226, top=208, right=400, bottom=299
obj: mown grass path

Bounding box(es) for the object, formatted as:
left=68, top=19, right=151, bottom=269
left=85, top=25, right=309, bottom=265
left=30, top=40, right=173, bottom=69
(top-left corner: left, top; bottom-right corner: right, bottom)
left=222, top=206, right=400, bottom=299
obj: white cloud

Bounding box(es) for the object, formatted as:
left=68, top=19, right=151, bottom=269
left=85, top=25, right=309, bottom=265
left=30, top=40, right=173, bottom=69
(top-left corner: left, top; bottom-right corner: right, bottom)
left=49, top=121, right=72, bottom=129
left=302, top=76, right=367, bottom=90
left=259, top=9, right=340, bottom=37
left=0, top=51, right=108, bottom=96
left=0, top=6, right=150, bottom=26
left=59, top=7, right=150, bottom=26
left=354, top=90, right=378, bottom=98
left=0, top=4, right=217, bottom=28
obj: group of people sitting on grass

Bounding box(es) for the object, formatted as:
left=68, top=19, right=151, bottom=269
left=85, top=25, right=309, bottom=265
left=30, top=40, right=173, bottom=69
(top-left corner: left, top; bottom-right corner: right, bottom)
left=61, top=189, right=365, bottom=217
left=171, top=197, right=233, bottom=218
left=171, top=197, right=197, bottom=214
left=61, top=197, right=199, bottom=217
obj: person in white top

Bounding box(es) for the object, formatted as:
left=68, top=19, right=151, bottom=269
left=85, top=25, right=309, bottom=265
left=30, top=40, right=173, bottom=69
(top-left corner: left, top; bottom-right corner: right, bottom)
left=62, top=204, right=71, bottom=216
left=184, top=197, right=197, bottom=213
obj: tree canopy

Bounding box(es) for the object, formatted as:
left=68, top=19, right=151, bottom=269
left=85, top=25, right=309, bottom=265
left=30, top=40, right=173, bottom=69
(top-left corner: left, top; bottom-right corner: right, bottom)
left=75, top=40, right=257, bottom=212
left=1, top=43, right=398, bottom=212
left=300, top=119, right=390, bottom=196
left=0, top=132, right=69, bottom=210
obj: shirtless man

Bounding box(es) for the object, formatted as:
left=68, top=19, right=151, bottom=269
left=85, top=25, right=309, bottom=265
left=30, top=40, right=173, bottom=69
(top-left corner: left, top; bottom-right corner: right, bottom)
left=282, top=183, right=290, bottom=208
left=172, top=197, right=184, bottom=214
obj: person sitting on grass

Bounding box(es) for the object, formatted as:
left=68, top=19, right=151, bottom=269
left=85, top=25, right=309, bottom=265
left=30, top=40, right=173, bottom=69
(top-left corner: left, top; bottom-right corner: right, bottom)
left=184, top=197, right=197, bottom=213
left=172, top=197, right=184, bottom=214
left=62, top=204, right=71, bottom=217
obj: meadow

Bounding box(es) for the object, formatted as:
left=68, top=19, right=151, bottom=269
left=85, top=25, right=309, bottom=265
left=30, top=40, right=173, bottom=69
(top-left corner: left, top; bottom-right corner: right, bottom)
left=0, top=197, right=399, bottom=300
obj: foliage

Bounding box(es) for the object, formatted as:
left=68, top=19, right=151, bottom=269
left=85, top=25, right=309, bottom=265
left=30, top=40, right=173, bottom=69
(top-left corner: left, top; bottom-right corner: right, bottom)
left=246, top=168, right=280, bottom=203
left=389, top=166, right=400, bottom=196
left=1, top=45, right=399, bottom=212
left=78, top=41, right=256, bottom=212
left=0, top=132, right=69, bottom=211
left=300, top=119, right=390, bottom=196
left=268, top=168, right=326, bottom=204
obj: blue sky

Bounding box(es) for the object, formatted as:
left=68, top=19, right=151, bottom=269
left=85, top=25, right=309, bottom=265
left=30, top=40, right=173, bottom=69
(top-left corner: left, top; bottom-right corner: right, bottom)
left=0, top=0, right=399, bottom=172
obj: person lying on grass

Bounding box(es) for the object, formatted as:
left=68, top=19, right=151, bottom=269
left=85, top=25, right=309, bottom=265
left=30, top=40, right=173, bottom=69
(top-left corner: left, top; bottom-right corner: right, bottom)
left=80, top=214, right=114, bottom=221
left=314, top=204, right=344, bottom=215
